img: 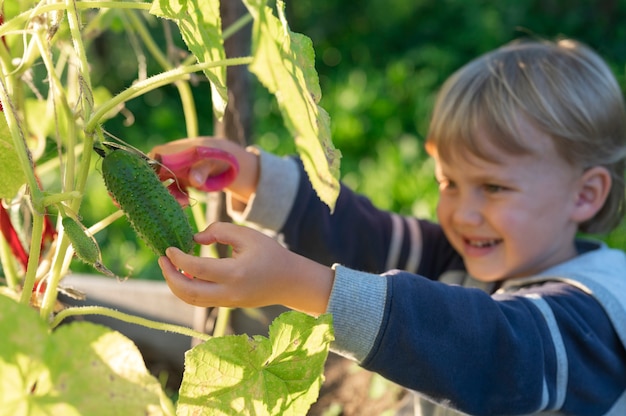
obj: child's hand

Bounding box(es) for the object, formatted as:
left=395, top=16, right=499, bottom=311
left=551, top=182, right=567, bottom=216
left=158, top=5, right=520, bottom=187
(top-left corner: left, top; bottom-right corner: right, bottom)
left=158, top=222, right=335, bottom=316
left=150, top=137, right=260, bottom=204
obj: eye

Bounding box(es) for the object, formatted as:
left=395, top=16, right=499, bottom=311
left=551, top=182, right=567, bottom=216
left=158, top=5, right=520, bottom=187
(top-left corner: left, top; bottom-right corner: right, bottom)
left=483, top=183, right=507, bottom=193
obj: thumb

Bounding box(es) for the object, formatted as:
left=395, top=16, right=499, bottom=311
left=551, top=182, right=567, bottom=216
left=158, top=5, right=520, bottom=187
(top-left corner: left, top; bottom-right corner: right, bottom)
left=194, top=222, right=254, bottom=250
left=189, top=162, right=212, bottom=189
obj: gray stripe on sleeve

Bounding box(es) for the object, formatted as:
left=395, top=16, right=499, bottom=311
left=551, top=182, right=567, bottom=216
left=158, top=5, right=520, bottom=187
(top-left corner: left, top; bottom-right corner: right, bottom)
left=404, top=216, right=422, bottom=273
left=385, top=214, right=403, bottom=271
left=524, top=294, right=568, bottom=411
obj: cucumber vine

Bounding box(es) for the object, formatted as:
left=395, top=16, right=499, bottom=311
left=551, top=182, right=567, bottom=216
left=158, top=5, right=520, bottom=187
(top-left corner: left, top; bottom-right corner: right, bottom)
left=0, top=0, right=336, bottom=414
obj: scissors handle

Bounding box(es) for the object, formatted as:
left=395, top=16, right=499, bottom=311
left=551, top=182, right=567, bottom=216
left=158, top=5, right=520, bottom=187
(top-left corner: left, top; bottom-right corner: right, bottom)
left=154, top=146, right=239, bottom=192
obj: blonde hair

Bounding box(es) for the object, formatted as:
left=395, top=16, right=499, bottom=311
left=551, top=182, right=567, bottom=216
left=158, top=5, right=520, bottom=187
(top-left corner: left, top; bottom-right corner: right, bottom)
left=426, top=38, right=626, bottom=234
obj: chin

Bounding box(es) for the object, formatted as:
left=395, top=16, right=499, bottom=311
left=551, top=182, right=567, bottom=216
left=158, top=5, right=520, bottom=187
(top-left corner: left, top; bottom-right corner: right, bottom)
left=466, top=268, right=506, bottom=283
left=474, top=275, right=503, bottom=283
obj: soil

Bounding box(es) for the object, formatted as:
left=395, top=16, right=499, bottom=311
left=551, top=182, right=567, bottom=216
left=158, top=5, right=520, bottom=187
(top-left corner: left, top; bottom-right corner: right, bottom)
left=308, top=353, right=412, bottom=416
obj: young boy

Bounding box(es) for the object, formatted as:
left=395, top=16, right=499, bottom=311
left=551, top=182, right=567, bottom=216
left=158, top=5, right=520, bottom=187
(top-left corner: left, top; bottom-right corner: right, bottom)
left=154, top=38, right=626, bottom=414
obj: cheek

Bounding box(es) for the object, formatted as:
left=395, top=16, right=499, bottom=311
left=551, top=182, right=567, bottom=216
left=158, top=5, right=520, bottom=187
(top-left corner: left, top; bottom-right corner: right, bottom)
left=435, top=197, right=450, bottom=222
left=435, top=198, right=459, bottom=240
left=486, top=206, right=541, bottom=248
left=485, top=204, right=521, bottom=228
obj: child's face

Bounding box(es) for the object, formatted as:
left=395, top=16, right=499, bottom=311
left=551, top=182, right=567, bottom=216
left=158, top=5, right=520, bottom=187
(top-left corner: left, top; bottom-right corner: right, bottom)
left=432, top=123, right=584, bottom=282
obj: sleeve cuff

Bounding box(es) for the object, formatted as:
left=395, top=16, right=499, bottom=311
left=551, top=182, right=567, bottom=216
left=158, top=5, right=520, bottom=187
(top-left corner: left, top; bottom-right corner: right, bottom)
left=327, top=264, right=388, bottom=363
left=226, top=148, right=300, bottom=231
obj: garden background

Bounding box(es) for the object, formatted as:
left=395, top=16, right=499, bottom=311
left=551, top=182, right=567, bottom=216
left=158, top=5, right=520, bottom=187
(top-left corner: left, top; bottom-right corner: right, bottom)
left=67, top=0, right=626, bottom=279
left=29, top=1, right=626, bottom=413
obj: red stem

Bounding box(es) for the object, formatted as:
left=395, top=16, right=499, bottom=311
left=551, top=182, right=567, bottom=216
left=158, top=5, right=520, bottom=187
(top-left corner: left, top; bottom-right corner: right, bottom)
left=0, top=205, right=29, bottom=270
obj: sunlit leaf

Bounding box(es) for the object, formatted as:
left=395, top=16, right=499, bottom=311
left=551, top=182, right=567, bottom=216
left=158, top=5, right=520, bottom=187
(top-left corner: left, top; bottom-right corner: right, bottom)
left=0, top=116, right=26, bottom=199
left=0, top=294, right=175, bottom=416
left=177, top=311, right=334, bottom=415
left=242, top=0, right=341, bottom=211
left=150, top=0, right=228, bottom=120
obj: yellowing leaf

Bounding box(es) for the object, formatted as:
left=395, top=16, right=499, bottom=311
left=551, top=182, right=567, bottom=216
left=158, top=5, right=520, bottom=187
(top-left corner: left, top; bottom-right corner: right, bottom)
left=150, top=0, right=228, bottom=120
left=177, top=311, right=334, bottom=416
left=0, top=294, right=175, bottom=416
left=242, top=0, right=342, bottom=211
left=0, top=116, right=26, bottom=199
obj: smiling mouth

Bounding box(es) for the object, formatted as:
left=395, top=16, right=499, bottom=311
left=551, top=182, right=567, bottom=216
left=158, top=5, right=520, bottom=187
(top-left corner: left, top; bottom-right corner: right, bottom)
left=465, top=238, right=502, bottom=248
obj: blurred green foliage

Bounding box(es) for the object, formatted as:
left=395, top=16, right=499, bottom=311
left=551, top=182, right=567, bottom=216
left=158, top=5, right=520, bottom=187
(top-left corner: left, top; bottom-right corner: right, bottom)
left=73, top=0, right=626, bottom=279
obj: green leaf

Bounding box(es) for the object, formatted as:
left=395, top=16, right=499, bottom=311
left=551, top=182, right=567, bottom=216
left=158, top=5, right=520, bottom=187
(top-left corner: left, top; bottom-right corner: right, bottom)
left=0, top=116, right=27, bottom=199
left=0, top=294, right=175, bottom=416
left=177, top=311, right=334, bottom=416
left=242, top=0, right=342, bottom=211
left=150, top=0, right=228, bottom=120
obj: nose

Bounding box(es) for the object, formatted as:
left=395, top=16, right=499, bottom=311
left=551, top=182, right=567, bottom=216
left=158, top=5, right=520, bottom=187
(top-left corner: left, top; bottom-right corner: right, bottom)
left=451, top=192, right=483, bottom=226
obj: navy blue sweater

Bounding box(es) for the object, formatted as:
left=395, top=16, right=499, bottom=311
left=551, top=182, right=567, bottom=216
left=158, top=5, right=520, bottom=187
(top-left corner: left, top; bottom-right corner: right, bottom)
left=228, top=152, right=626, bottom=415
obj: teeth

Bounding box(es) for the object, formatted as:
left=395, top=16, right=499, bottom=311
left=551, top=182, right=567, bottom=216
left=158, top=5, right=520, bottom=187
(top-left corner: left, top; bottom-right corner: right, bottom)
left=468, top=239, right=499, bottom=248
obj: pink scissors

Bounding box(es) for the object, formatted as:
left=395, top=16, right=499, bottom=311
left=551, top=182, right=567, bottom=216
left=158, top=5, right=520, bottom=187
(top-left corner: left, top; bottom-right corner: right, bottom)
left=152, top=146, right=239, bottom=206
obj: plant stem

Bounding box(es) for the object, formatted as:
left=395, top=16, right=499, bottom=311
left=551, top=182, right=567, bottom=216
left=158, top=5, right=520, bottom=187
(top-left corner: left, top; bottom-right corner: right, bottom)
left=39, top=235, right=73, bottom=319
left=125, top=9, right=198, bottom=136
left=50, top=305, right=212, bottom=341
left=40, top=149, right=96, bottom=319
left=36, top=0, right=98, bottom=319
left=65, top=0, right=93, bottom=123
left=176, top=77, right=199, bottom=137
left=0, top=75, right=43, bottom=212
left=11, top=27, right=45, bottom=79
left=35, top=144, right=84, bottom=177
left=0, top=1, right=152, bottom=40
left=125, top=10, right=170, bottom=72
left=41, top=191, right=82, bottom=207
left=189, top=191, right=208, bottom=231
left=213, top=307, right=231, bottom=337
left=18, top=214, right=44, bottom=304
left=34, top=28, right=78, bottom=195
left=0, top=44, right=46, bottom=305
left=222, top=13, right=253, bottom=41
left=86, top=57, right=252, bottom=133
left=87, top=210, right=125, bottom=235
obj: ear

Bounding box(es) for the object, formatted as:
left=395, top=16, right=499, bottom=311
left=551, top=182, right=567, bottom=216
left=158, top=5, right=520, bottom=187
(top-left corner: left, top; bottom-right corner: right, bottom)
left=570, top=166, right=612, bottom=223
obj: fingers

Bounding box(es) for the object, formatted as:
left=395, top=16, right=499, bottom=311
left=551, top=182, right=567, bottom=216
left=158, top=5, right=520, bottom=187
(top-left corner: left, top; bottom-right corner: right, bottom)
left=158, top=255, right=223, bottom=308
left=158, top=222, right=278, bottom=309
left=163, top=246, right=226, bottom=282
left=193, top=222, right=249, bottom=247
left=188, top=159, right=233, bottom=189
left=149, top=137, right=223, bottom=158
left=150, top=136, right=240, bottom=158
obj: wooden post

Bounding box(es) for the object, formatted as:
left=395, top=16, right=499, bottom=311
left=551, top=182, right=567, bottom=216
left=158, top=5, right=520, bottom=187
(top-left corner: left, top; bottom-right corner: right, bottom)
left=193, top=0, right=253, bottom=345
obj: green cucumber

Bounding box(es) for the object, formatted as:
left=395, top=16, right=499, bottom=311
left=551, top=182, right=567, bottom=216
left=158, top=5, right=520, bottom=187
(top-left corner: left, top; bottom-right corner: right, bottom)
left=62, top=216, right=100, bottom=265
left=62, top=215, right=119, bottom=278
left=99, top=146, right=195, bottom=256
